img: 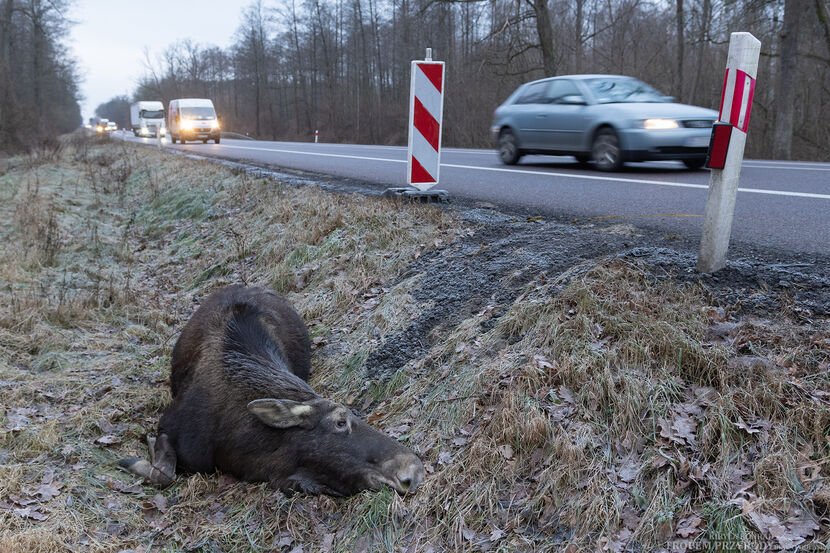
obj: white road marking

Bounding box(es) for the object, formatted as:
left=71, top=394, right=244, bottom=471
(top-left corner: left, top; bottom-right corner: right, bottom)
left=742, top=162, right=830, bottom=172
left=215, top=144, right=830, bottom=200
left=441, top=164, right=830, bottom=199
left=220, top=144, right=405, bottom=164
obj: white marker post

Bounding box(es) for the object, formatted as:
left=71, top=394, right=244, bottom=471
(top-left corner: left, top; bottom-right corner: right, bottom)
left=314, top=129, right=319, bottom=143
left=406, top=48, right=445, bottom=191
left=697, top=32, right=761, bottom=273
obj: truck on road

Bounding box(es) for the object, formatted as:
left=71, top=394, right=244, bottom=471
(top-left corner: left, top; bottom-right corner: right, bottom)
left=131, top=101, right=166, bottom=137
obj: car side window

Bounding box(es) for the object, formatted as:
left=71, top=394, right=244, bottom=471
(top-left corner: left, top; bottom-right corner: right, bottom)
left=548, top=80, right=584, bottom=104
left=515, top=82, right=551, bottom=105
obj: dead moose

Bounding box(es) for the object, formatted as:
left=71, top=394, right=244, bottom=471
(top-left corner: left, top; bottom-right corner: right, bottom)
left=120, top=284, right=425, bottom=496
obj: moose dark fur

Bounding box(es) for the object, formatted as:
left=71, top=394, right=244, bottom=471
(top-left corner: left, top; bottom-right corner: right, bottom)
left=121, top=284, right=424, bottom=496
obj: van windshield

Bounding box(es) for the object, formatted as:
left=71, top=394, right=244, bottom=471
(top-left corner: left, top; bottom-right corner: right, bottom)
left=141, top=109, right=164, bottom=119
left=181, top=107, right=216, bottom=120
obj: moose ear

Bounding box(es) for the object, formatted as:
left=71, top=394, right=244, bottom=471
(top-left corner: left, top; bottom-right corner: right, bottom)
left=247, top=399, right=316, bottom=429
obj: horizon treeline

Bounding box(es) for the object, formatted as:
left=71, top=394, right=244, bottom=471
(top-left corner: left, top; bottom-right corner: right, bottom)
left=120, top=0, right=829, bottom=160
left=0, top=0, right=82, bottom=152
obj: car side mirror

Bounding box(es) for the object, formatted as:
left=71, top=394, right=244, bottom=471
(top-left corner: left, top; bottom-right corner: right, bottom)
left=560, top=95, right=587, bottom=105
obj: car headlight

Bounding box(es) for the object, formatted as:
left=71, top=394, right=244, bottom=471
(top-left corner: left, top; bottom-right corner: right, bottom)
left=181, top=120, right=194, bottom=130
left=211, top=120, right=220, bottom=130
left=642, top=118, right=679, bottom=130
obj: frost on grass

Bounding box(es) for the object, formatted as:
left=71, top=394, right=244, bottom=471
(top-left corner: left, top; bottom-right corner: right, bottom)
left=0, top=137, right=827, bottom=552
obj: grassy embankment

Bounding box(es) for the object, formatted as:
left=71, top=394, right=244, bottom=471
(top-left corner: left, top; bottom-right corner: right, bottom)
left=0, top=137, right=827, bottom=552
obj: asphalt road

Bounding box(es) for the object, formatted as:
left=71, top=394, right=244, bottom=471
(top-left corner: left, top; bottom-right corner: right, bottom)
left=120, top=133, right=829, bottom=256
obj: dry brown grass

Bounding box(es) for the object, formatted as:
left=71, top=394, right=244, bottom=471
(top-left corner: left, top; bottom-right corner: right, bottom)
left=0, top=137, right=827, bottom=552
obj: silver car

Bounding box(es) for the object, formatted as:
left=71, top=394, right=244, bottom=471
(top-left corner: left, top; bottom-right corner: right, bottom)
left=491, top=74, right=718, bottom=171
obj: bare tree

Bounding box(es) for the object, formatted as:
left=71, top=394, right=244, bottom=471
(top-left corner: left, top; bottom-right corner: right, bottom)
left=772, top=0, right=805, bottom=160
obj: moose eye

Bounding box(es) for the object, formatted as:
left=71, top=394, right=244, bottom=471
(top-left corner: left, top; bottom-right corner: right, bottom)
left=336, top=419, right=348, bottom=429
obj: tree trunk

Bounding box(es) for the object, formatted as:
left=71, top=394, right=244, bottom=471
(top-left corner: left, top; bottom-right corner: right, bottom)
left=574, top=0, right=584, bottom=72
left=675, top=0, right=684, bottom=101
left=772, top=0, right=804, bottom=160
left=689, top=0, right=710, bottom=105
left=817, top=0, right=830, bottom=56
left=530, top=0, right=556, bottom=76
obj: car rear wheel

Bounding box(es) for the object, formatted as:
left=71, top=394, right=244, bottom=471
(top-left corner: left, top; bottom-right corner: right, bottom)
left=592, top=128, right=622, bottom=171
left=498, top=130, right=522, bottom=165
left=683, top=158, right=705, bottom=170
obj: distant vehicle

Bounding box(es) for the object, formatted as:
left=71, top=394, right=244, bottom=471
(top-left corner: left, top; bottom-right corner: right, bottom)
left=131, top=101, right=166, bottom=137
left=491, top=74, right=718, bottom=171
left=107, top=121, right=117, bottom=131
left=95, top=118, right=110, bottom=133
left=168, top=98, right=220, bottom=144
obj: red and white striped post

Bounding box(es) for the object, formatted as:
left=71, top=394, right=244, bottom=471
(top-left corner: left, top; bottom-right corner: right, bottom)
left=698, top=32, right=761, bottom=273
left=314, top=129, right=319, bottom=143
left=406, top=48, right=445, bottom=191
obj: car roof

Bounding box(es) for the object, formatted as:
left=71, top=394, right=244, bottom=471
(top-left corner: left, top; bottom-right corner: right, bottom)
left=525, top=74, right=633, bottom=85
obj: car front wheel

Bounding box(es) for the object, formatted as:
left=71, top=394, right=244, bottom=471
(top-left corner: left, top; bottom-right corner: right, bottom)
left=498, top=130, right=522, bottom=165
left=592, top=128, right=622, bottom=171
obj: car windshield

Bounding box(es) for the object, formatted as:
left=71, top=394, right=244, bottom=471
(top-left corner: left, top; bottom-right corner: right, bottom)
left=181, top=107, right=216, bottom=120
left=141, top=109, right=164, bottom=119
left=585, top=77, right=669, bottom=103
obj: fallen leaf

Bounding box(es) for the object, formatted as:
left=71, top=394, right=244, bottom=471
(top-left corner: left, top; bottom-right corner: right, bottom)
left=489, top=528, right=505, bottom=542
left=620, top=506, right=641, bottom=531
left=671, top=415, right=697, bottom=445
left=99, top=476, right=143, bottom=494
left=320, top=533, right=335, bottom=553
left=14, top=506, right=48, bottom=521
left=676, top=515, right=702, bottom=538
left=617, top=457, right=640, bottom=484
left=438, top=452, right=452, bottom=465
left=497, top=444, right=514, bottom=460
left=151, top=493, right=167, bottom=513
left=96, top=434, right=121, bottom=445
left=780, top=511, right=820, bottom=549
left=27, top=480, right=63, bottom=502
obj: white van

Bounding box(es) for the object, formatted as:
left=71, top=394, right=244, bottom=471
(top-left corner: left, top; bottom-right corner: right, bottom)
left=168, top=98, right=220, bottom=144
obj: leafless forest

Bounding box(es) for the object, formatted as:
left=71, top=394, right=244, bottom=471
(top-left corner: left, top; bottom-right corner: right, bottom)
left=128, top=0, right=830, bottom=160
left=2, top=0, right=829, bottom=160
left=0, top=0, right=81, bottom=151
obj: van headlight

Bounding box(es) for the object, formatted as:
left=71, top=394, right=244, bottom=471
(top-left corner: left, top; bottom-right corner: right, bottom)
left=181, top=120, right=194, bottom=130
left=642, top=118, right=679, bottom=130
left=211, top=120, right=220, bottom=130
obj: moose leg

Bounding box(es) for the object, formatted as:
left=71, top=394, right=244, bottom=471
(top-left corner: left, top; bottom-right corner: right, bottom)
left=119, top=433, right=177, bottom=488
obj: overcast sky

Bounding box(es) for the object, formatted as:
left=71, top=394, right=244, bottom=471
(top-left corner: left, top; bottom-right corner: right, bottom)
left=69, top=1, right=250, bottom=121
